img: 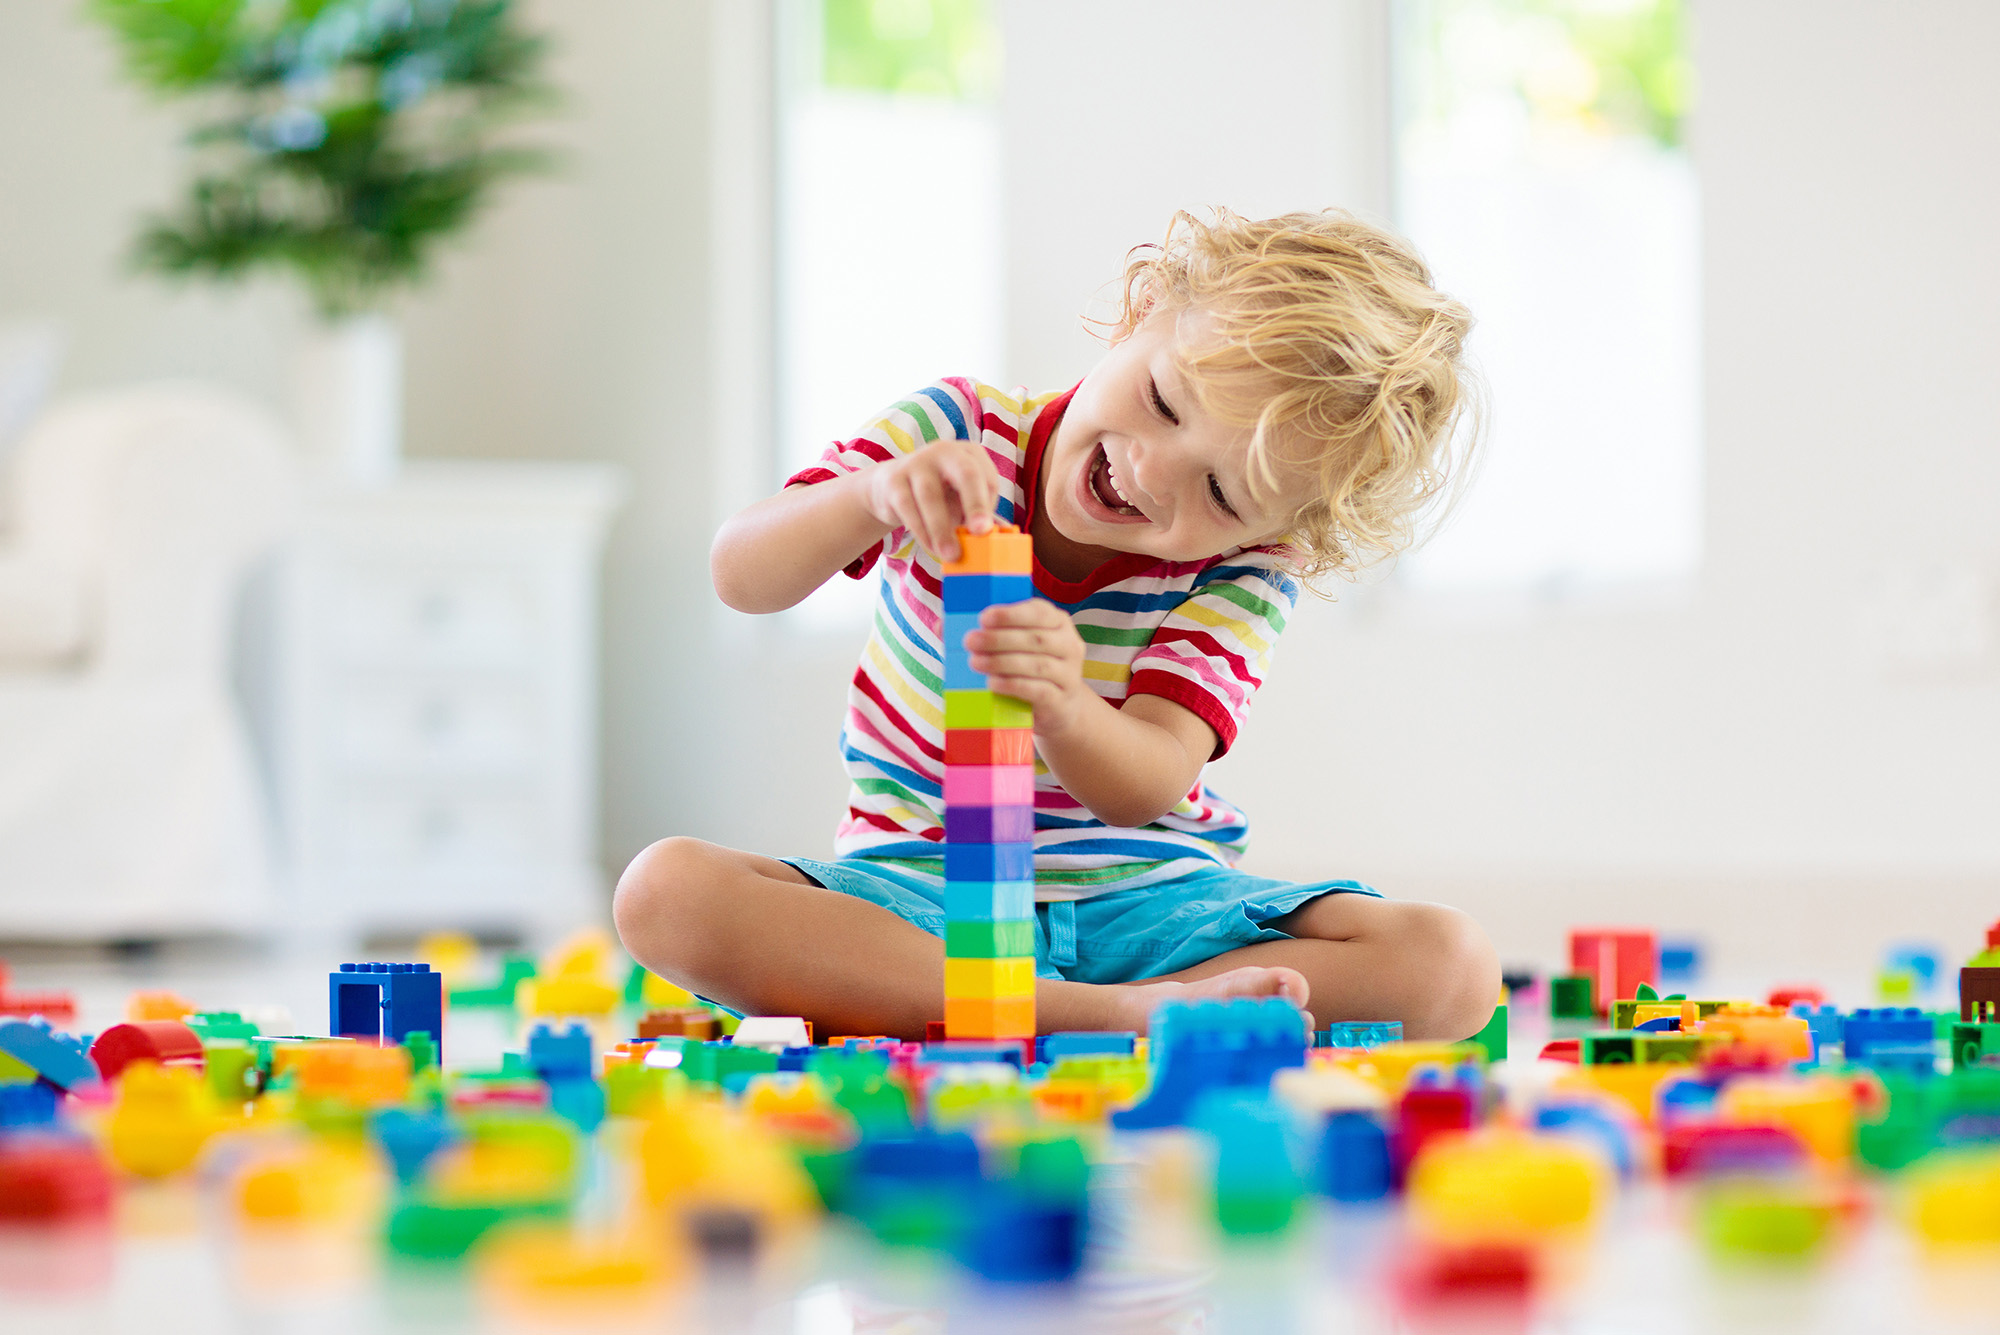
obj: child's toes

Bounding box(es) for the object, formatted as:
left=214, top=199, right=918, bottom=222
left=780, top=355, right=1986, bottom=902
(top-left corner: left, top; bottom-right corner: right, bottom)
left=1187, top=965, right=1311, bottom=1010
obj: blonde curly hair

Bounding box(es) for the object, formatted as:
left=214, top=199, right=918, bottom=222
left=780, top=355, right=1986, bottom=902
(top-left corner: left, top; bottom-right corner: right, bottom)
left=1107, top=208, right=1480, bottom=581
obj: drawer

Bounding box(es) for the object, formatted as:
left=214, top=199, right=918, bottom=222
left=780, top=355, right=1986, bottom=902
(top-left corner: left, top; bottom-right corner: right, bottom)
left=336, top=789, right=544, bottom=871
left=336, top=678, right=539, bottom=775
left=333, top=562, right=538, bottom=668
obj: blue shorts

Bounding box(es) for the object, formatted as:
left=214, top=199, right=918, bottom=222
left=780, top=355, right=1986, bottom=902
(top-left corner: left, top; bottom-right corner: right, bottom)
left=783, top=857, right=1380, bottom=985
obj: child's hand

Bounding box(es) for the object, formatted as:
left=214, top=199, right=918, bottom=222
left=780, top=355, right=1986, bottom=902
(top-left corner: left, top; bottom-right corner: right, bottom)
left=965, top=600, right=1094, bottom=734
left=860, top=434, right=1002, bottom=562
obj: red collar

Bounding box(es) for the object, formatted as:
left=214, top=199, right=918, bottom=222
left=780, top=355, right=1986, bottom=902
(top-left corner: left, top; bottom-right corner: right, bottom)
left=1021, top=384, right=1179, bottom=598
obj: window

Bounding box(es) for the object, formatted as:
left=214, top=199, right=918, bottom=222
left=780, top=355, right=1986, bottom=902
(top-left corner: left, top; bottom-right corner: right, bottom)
left=1393, top=0, right=1700, bottom=596
left=775, top=0, right=1004, bottom=486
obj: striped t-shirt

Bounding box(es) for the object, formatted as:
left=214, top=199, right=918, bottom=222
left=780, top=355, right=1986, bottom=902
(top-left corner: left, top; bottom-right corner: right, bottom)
left=786, top=378, right=1301, bottom=901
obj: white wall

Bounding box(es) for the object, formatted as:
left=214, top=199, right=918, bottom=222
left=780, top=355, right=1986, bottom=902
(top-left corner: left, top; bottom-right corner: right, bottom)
left=5, top=1, right=1997, bottom=977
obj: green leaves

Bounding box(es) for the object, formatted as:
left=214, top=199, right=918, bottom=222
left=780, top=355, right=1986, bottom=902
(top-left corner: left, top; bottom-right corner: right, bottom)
left=88, top=0, right=556, bottom=319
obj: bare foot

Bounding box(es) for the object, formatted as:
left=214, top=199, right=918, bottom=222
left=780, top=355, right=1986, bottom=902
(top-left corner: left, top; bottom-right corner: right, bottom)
left=1109, top=966, right=1312, bottom=1034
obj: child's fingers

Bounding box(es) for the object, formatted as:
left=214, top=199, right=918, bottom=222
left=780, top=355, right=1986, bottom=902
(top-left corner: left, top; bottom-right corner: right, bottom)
left=905, top=468, right=961, bottom=561
left=969, top=650, right=1056, bottom=681
left=936, top=448, right=996, bottom=535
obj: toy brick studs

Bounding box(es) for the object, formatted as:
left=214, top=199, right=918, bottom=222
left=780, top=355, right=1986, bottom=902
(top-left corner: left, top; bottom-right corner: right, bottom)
left=940, top=523, right=1037, bottom=1041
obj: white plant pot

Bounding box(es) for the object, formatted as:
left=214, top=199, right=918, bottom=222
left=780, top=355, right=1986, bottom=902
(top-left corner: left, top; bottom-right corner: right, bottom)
left=296, top=314, right=402, bottom=484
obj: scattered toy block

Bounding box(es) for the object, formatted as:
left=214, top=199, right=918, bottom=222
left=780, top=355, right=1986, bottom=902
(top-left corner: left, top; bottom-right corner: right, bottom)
left=1112, top=998, right=1307, bottom=1130
left=1567, top=929, right=1657, bottom=1016
left=733, top=1017, right=812, bottom=1052
left=1549, top=976, right=1595, bottom=1020
left=89, top=1021, right=205, bottom=1081
left=1960, top=967, right=2000, bottom=1023
left=330, top=962, right=444, bottom=1058
left=0, top=1018, right=97, bottom=1091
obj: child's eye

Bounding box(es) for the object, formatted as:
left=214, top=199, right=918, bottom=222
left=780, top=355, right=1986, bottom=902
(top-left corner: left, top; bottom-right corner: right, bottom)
left=1148, top=378, right=1180, bottom=426
left=1208, top=474, right=1238, bottom=518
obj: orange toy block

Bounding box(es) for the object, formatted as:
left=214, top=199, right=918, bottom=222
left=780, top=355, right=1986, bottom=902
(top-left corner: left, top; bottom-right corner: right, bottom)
left=945, top=996, right=1035, bottom=1040
left=941, top=524, right=1032, bottom=576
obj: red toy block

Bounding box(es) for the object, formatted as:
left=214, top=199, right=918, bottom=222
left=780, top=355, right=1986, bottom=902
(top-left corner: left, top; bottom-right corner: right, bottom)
left=943, top=728, right=1035, bottom=766
left=0, top=1138, right=115, bottom=1221
left=1538, top=1038, right=1581, bottom=1064
left=1567, top=929, right=1657, bottom=1015
left=1392, top=1241, right=1536, bottom=1318
left=88, top=1021, right=205, bottom=1081
left=1660, top=1123, right=1806, bottom=1178
left=1767, top=985, right=1826, bottom=1010
left=1395, top=1084, right=1476, bottom=1175
left=925, top=1020, right=948, bottom=1043
left=0, top=963, right=77, bottom=1023
left=1987, top=918, right=2000, bottom=951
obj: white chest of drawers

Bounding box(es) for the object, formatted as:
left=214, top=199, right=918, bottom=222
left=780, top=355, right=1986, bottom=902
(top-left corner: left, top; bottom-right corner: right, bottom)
left=274, top=460, right=623, bottom=941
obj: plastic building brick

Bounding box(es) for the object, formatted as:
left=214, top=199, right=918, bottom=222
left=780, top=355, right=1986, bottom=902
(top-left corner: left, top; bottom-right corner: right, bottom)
left=1960, top=966, right=2000, bottom=1022
left=1582, top=1033, right=1636, bottom=1066
left=126, top=990, right=195, bottom=1022
left=637, top=1007, right=719, bottom=1041
left=1111, top=997, right=1308, bottom=1130
left=733, top=1016, right=812, bottom=1052
left=88, top=1020, right=204, bottom=1081
left=1567, top=928, right=1657, bottom=1015
left=0, top=1137, right=115, bottom=1221
left=526, top=1023, right=593, bottom=1081
left=330, top=962, right=444, bottom=1058
left=1658, top=939, right=1702, bottom=983
left=1315, top=1109, right=1393, bottom=1201
left=1791, top=1003, right=1843, bottom=1048
left=1715, top=1075, right=1856, bottom=1163
left=1906, top=1149, right=2000, bottom=1244
left=1769, top=984, right=1826, bottom=1010
left=1196, top=1093, right=1303, bottom=1234
left=1395, top=1071, right=1478, bottom=1173
left=1404, top=1128, right=1607, bottom=1243
left=1549, top=975, right=1595, bottom=1020
left=1887, top=944, right=1940, bottom=989
left=449, top=953, right=535, bottom=1008
left=0, top=1081, right=60, bottom=1128
left=205, top=1044, right=260, bottom=1103
left=1697, top=1178, right=1841, bottom=1260
left=1391, top=1242, right=1537, bottom=1315
left=1470, top=1004, right=1508, bottom=1061
left=1317, top=1021, right=1404, bottom=1049
left=1843, top=1007, right=1937, bottom=1070
left=924, top=1039, right=1031, bottom=1068
left=0, top=962, right=77, bottom=1023
left=1040, top=1031, right=1137, bottom=1061
left=0, top=1018, right=98, bottom=1090
left=1661, top=1123, right=1806, bottom=1178
left=105, top=1061, right=223, bottom=1177
left=185, top=1010, right=259, bottom=1042
left=1532, top=1102, right=1635, bottom=1178
left=1951, top=1021, right=2000, bottom=1071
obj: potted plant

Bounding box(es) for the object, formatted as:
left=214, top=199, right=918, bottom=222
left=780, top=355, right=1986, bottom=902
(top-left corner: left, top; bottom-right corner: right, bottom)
left=89, top=0, right=554, bottom=481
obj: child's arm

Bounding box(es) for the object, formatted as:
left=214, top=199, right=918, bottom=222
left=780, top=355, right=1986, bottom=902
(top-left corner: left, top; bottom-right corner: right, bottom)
left=711, top=436, right=1002, bottom=614
left=965, top=601, right=1215, bottom=829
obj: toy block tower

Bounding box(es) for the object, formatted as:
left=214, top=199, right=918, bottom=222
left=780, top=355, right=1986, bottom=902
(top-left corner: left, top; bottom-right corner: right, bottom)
left=941, top=524, right=1037, bottom=1040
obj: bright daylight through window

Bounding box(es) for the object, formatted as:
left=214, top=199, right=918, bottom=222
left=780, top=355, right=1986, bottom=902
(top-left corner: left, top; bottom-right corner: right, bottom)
left=1394, top=0, right=1700, bottom=596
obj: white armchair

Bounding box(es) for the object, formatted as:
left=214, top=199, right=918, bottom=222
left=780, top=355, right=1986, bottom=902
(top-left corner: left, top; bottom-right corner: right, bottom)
left=0, top=383, right=296, bottom=938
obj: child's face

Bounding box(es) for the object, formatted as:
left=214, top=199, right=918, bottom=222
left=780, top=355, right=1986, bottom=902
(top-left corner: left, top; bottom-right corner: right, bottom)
left=1043, top=309, right=1311, bottom=564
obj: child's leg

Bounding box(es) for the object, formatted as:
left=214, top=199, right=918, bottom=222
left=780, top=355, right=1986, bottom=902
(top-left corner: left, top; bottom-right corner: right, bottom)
left=1136, top=894, right=1500, bottom=1041
left=612, top=838, right=1309, bottom=1039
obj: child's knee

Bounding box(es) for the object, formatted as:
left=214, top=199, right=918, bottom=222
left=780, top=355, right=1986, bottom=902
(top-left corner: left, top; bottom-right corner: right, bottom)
left=612, top=837, right=729, bottom=973
left=1402, top=903, right=1501, bottom=1039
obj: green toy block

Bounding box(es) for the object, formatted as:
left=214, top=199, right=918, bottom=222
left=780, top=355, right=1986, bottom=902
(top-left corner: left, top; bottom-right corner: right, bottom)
left=387, top=1199, right=567, bottom=1260
left=1612, top=997, right=1728, bottom=1029
left=1551, top=975, right=1596, bottom=1020
left=1697, top=1182, right=1833, bottom=1261
left=1636, top=1034, right=1705, bottom=1065
left=943, top=690, right=1032, bottom=729
left=403, top=1030, right=436, bottom=1074
left=205, top=1043, right=260, bottom=1103
left=605, top=1063, right=683, bottom=1117
left=1950, top=1023, right=2000, bottom=1071
left=1470, top=1004, right=1508, bottom=1061
left=449, top=955, right=536, bottom=1008
left=1582, top=1033, right=1636, bottom=1066
left=944, top=919, right=1035, bottom=958
left=678, top=1041, right=777, bottom=1087
left=186, top=1010, right=259, bottom=1042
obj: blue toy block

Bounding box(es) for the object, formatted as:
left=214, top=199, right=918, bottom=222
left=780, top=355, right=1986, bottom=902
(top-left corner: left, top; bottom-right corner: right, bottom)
left=1041, top=1031, right=1137, bottom=1061
left=1316, top=1021, right=1403, bottom=1049
left=1195, top=1092, right=1302, bottom=1232
left=943, top=842, right=1034, bottom=884
left=942, top=573, right=1035, bottom=614
left=923, top=1040, right=1027, bottom=1068
left=526, top=1023, right=593, bottom=1081
left=1314, top=1110, right=1392, bottom=1202
left=1658, top=939, right=1702, bottom=983
left=370, top=1108, right=457, bottom=1185
left=0, top=1018, right=97, bottom=1090
left=0, top=1081, right=60, bottom=1128
left=958, top=1198, right=1086, bottom=1282
left=1792, top=1004, right=1843, bottom=1047
left=1112, top=998, right=1308, bottom=1130
left=944, top=880, right=1034, bottom=921
left=1887, top=945, right=1940, bottom=988
left=1534, top=1101, right=1635, bottom=1177
left=943, top=803, right=1034, bottom=844
left=1635, top=1016, right=1682, bottom=1032
left=1658, top=1079, right=1719, bottom=1121
left=329, top=963, right=444, bottom=1059
left=1844, top=1007, right=1936, bottom=1068
left=858, top=1130, right=985, bottom=1185
left=943, top=612, right=986, bottom=688
left=547, top=1077, right=606, bottom=1132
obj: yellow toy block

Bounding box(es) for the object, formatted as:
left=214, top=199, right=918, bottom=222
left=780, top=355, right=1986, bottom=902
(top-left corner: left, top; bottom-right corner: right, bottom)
left=941, top=523, right=1032, bottom=575
left=944, top=957, right=1036, bottom=999
left=945, top=995, right=1035, bottom=1040
left=1554, top=1062, right=1698, bottom=1122
left=1905, top=1148, right=2000, bottom=1244
left=1716, top=1075, right=1855, bottom=1163
left=1326, top=1041, right=1486, bottom=1096
left=519, top=975, right=622, bottom=1018
left=1406, top=1128, right=1610, bottom=1245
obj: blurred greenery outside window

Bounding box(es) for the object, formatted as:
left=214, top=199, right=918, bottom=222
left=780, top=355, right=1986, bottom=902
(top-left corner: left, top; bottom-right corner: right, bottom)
left=1395, top=0, right=1701, bottom=595
left=777, top=0, right=1007, bottom=633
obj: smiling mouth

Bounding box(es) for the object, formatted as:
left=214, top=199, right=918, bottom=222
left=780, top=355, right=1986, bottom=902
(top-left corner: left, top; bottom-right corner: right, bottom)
left=1087, top=444, right=1145, bottom=518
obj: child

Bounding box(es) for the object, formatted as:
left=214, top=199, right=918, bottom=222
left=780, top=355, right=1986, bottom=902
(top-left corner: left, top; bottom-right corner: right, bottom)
left=615, top=208, right=1499, bottom=1041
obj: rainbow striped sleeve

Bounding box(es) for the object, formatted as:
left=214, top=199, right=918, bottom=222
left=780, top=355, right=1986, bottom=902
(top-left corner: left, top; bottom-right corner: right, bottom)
left=1125, top=551, right=1300, bottom=757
